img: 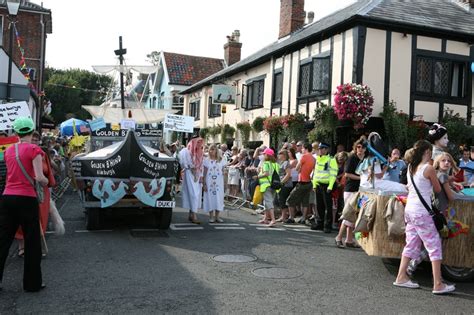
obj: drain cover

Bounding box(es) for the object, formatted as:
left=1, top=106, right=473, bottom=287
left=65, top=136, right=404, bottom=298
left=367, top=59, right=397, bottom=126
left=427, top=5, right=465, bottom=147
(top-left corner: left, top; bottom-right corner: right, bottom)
left=212, top=254, right=257, bottom=263
left=251, top=267, right=303, bottom=279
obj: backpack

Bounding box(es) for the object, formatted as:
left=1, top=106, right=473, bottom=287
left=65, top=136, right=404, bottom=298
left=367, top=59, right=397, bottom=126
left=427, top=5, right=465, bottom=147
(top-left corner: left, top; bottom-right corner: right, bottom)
left=270, top=163, right=281, bottom=190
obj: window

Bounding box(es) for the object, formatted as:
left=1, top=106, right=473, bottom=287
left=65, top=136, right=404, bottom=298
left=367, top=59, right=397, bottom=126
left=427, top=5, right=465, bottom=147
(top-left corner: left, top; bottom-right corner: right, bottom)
left=190, top=100, right=200, bottom=121
left=298, top=57, right=330, bottom=98
left=272, top=72, right=283, bottom=104
left=415, top=56, right=467, bottom=99
left=242, top=80, right=264, bottom=110
left=0, top=16, right=3, bottom=47
left=208, top=97, right=221, bottom=118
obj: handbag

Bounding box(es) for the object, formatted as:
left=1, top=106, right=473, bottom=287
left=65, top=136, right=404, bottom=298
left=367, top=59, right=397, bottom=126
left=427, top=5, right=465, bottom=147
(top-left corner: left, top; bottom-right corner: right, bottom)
left=270, top=163, right=281, bottom=190
left=409, top=166, right=447, bottom=232
left=14, top=144, right=44, bottom=203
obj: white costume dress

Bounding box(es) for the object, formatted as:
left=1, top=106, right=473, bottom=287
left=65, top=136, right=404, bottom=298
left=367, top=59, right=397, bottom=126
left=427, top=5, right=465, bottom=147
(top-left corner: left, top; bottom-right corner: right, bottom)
left=203, top=158, right=225, bottom=212
left=179, top=148, right=202, bottom=212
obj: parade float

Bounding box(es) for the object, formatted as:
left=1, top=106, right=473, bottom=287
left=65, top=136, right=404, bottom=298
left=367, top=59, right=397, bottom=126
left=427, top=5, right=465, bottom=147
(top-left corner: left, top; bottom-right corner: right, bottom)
left=346, top=133, right=474, bottom=282
left=72, top=126, right=178, bottom=230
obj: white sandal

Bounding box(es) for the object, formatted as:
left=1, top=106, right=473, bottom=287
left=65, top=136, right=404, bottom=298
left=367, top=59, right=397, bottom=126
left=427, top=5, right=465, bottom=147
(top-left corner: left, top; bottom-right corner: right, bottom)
left=393, top=280, right=420, bottom=289
left=432, top=284, right=455, bottom=295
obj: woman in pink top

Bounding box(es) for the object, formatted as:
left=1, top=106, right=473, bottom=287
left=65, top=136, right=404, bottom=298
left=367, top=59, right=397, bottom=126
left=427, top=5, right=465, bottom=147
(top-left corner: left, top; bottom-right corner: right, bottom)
left=393, top=140, right=455, bottom=295
left=0, top=117, right=48, bottom=292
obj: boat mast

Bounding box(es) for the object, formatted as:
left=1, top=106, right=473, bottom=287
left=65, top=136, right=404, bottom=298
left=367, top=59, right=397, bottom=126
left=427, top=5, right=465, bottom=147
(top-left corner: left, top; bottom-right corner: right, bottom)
left=114, top=36, right=127, bottom=110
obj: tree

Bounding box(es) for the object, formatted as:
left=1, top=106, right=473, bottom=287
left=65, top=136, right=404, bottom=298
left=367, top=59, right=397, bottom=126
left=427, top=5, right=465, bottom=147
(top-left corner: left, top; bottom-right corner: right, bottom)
left=44, top=67, right=114, bottom=123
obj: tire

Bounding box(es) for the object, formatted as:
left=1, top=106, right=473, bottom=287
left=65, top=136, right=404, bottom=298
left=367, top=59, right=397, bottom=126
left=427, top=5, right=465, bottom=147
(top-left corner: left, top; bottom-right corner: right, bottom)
left=85, top=207, right=101, bottom=230
left=155, top=208, right=172, bottom=230
left=441, top=265, right=474, bottom=282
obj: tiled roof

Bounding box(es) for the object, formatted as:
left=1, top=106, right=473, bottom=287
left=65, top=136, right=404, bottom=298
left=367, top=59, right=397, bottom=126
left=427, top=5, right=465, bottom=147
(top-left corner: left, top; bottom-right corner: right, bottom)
left=182, top=0, right=474, bottom=94
left=163, top=52, right=225, bottom=86
left=0, top=0, right=51, bottom=13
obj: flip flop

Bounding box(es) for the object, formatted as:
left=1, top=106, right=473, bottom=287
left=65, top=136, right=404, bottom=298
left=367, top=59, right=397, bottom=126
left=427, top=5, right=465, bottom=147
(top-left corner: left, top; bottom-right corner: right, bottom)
left=393, top=280, right=420, bottom=289
left=18, top=249, right=24, bottom=258
left=432, top=284, right=455, bottom=295
left=335, top=239, right=345, bottom=249
left=345, top=242, right=361, bottom=248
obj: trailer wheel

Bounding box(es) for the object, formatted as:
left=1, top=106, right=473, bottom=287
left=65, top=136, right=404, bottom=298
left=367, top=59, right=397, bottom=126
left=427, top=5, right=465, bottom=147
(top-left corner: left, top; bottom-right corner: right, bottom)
left=154, top=208, right=172, bottom=230
left=85, top=207, right=101, bottom=230
left=441, top=265, right=474, bottom=282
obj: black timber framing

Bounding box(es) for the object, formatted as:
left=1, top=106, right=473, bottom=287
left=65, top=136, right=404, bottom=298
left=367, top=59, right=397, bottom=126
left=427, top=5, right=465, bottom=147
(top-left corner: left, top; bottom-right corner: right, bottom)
left=384, top=31, right=392, bottom=106
left=409, top=35, right=417, bottom=120
left=329, top=36, right=334, bottom=105
left=341, top=31, right=346, bottom=85
left=353, top=26, right=367, bottom=84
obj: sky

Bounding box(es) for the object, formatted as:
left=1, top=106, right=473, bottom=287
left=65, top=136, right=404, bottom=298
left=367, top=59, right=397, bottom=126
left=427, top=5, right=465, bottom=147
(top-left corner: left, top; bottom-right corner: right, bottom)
left=40, top=0, right=356, bottom=71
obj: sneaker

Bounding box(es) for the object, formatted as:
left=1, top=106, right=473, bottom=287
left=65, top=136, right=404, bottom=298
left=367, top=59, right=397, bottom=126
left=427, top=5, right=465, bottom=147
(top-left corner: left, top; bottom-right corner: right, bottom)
left=285, top=218, right=295, bottom=224
left=215, top=218, right=224, bottom=223
left=209, top=218, right=215, bottom=223
left=297, top=217, right=306, bottom=224
left=407, top=258, right=420, bottom=276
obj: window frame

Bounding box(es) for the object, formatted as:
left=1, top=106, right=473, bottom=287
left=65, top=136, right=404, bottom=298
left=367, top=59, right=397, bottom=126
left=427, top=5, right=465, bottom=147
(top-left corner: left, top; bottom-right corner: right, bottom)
left=414, top=53, right=469, bottom=104
left=242, top=76, right=265, bottom=110
left=208, top=96, right=221, bottom=118
left=271, top=70, right=283, bottom=106
left=0, top=16, right=3, bottom=47
left=297, top=54, right=331, bottom=104
left=190, top=100, right=200, bottom=121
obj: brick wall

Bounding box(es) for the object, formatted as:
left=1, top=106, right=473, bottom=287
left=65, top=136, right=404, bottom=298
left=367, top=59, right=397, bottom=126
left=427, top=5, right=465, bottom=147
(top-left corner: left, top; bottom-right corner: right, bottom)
left=279, top=0, right=305, bottom=39
left=224, top=41, right=242, bottom=66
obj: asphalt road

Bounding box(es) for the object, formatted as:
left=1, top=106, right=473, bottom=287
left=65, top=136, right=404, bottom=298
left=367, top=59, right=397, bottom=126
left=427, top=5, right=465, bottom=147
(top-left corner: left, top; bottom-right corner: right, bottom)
left=1, top=191, right=473, bottom=314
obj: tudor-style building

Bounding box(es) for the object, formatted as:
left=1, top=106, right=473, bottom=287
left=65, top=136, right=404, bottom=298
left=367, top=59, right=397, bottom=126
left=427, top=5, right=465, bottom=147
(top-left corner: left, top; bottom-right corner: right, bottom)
left=181, top=0, right=474, bottom=146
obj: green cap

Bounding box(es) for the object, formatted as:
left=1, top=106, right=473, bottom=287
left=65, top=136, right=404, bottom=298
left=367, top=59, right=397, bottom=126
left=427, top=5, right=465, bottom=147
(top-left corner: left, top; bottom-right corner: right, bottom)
left=13, top=116, right=35, bottom=135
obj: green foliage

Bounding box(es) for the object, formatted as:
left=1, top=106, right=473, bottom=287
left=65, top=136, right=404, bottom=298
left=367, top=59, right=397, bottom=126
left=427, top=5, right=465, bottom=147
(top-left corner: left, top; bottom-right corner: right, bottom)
left=308, top=104, right=338, bottom=143
left=236, top=121, right=252, bottom=147
left=252, top=116, right=265, bottom=133
left=44, top=67, right=114, bottom=123
left=442, top=108, right=474, bottom=147
left=281, top=113, right=306, bottom=142
left=208, top=125, right=222, bottom=138
left=380, top=101, right=427, bottom=151
left=223, top=124, right=236, bottom=138
left=199, top=127, right=210, bottom=140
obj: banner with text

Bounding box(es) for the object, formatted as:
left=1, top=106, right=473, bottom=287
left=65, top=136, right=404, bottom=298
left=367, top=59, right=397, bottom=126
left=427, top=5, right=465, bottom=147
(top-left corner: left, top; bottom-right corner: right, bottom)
left=163, top=114, right=194, bottom=133
left=0, top=101, right=32, bottom=131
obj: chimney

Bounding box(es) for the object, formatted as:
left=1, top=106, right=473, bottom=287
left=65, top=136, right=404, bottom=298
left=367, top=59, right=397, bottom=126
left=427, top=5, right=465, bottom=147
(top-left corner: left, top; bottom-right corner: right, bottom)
left=279, top=0, right=305, bottom=39
left=224, top=30, right=242, bottom=66
left=307, top=11, right=314, bottom=24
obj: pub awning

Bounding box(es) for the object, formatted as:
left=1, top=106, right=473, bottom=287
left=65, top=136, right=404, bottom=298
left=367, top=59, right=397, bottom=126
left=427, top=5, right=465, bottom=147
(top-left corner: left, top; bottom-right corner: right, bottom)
left=82, top=105, right=177, bottom=124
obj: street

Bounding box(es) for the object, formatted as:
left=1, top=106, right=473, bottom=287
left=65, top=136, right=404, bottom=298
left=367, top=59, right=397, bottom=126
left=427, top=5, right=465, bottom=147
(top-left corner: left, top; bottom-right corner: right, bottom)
left=1, top=191, right=473, bottom=314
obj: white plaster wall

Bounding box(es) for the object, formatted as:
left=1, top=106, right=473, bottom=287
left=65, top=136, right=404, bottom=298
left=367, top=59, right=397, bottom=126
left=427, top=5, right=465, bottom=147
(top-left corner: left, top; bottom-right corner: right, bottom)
left=363, top=28, right=386, bottom=116
left=444, top=103, right=468, bottom=118
left=275, top=56, right=284, bottom=69
left=321, top=39, right=331, bottom=53
left=417, top=36, right=441, bottom=52
left=414, top=101, right=439, bottom=122
left=299, top=46, right=310, bottom=60
left=343, top=29, right=354, bottom=84
left=446, top=40, right=470, bottom=56
left=390, top=32, right=412, bottom=114
left=289, top=52, right=300, bottom=114
left=331, top=34, right=343, bottom=95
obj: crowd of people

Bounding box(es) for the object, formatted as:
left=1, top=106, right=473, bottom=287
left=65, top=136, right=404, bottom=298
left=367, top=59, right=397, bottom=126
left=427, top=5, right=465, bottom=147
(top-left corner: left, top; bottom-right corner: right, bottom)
left=176, top=123, right=473, bottom=295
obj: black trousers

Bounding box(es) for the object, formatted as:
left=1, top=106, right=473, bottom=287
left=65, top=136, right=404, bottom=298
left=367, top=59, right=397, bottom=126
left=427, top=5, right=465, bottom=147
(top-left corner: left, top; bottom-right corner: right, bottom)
left=316, top=184, right=333, bottom=229
left=0, top=195, right=42, bottom=291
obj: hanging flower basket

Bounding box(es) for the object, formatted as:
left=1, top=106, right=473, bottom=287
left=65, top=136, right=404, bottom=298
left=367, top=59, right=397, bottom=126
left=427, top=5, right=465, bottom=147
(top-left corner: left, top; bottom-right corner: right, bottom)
left=334, top=83, right=374, bottom=130
left=281, top=113, right=306, bottom=142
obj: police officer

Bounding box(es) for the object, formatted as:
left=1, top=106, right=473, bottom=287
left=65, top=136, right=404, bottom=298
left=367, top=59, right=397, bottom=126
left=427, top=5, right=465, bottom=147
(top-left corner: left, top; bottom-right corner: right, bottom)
left=312, top=142, right=338, bottom=233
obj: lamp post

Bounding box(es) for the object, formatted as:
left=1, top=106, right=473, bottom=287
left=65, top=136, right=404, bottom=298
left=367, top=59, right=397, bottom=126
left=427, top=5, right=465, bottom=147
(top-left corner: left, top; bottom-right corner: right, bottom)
left=6, top=0, right=20, bottom=102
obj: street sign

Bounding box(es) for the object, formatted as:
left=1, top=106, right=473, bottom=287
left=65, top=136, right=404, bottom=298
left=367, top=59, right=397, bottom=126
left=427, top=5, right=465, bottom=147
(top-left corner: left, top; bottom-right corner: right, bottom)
left=163, top=114, right=194, bottom=133
left=212, top=84, right=236, bottom=104
left=120, top=119, right=136, bottom=130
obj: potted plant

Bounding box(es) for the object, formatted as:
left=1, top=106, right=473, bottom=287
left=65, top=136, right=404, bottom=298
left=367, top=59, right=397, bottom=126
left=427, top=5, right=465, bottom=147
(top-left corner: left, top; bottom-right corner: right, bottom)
left=334, top=83, right=374, bottom=130
left=223, top=124, right=236, bottom=142
left=252, top=116, right=265, bottom=133
left=264, top=116, right=284, bottom=149
left=208, top=125, right=222, bottom=141
left=308, top=104, right=338, bottom=144
left=281, top=113, right=306, bottom=142
left=199, top=127, right=209, bottom=141
left=236, top=121, right=252, bottom=147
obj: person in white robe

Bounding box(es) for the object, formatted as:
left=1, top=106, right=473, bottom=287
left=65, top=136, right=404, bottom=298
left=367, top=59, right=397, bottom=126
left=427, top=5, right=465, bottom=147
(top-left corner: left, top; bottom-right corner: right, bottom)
left=203, top=144, right=225, bottom=223
left=179, top=137, right=204, bottom=224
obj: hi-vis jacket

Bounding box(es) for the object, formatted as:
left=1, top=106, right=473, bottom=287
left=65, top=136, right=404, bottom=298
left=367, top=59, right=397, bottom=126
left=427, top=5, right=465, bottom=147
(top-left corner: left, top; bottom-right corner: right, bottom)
left=312, top=154, right=338, bottom=190
left=259, top=161, right=280, bottom=193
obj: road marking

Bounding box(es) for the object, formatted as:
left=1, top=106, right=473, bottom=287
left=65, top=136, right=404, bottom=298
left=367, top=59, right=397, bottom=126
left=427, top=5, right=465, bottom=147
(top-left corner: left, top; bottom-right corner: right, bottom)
left=170, top=224, right=203, bottom=231
left=256, top=228, right=286, bottom=231
left=248, top=224, right=266, bottom=226
left=288, top=229, right=320, bottom=233
left=209, top=223, right=240, bottom=226
left=282, top=225, right=308, bottom=229
left=75, top=230, right=113, bottom=233
left=172, top=223, right=200, bottom=227
left=130, top=229, right=160, bottom=232
left=214, top=227, right=246, bottom=230
left=45, top=231, right=55, bottom=235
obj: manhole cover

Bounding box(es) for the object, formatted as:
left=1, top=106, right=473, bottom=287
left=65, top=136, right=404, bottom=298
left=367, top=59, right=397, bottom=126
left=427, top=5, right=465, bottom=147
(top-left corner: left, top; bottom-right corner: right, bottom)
left=251, top=267, right=303, bottom=279
left=212, top=254, right=257, bottom=263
